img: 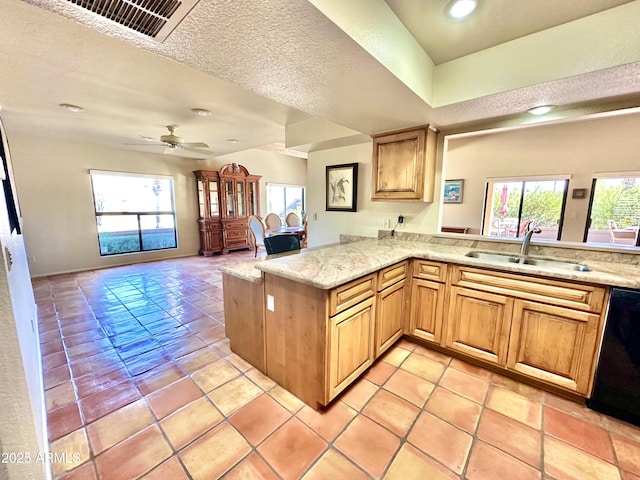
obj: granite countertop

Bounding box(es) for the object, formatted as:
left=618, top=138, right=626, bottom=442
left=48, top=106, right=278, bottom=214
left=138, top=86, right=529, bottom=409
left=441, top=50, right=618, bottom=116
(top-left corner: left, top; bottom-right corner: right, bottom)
left=218, top=258, right=265, bottom=283
left=220, top=238, right=640, bottom=290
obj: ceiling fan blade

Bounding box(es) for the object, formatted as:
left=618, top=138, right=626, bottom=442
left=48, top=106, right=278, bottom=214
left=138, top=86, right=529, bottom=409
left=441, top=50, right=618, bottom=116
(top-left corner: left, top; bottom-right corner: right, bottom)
left=124, top=142, right=167, bottom=146
left=163, top=147, right=178, bottom=155
left=181, top=142, right=209, bottom=148
left=183, top=146, right=213, bottom=156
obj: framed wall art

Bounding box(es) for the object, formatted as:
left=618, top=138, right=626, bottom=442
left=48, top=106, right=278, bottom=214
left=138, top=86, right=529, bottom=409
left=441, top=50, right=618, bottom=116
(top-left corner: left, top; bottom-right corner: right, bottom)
left=326, top=163, right=358, bottom=212
left=443, top=179, right=464, bottom=204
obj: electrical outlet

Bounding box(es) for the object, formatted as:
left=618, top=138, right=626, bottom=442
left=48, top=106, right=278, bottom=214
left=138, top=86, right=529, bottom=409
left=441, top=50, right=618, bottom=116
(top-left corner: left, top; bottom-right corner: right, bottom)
left=312, top=212, right=318, bottom=221
left=267, top=295, right=275, bottom=312
left=383, top=218, right=390, bottom=228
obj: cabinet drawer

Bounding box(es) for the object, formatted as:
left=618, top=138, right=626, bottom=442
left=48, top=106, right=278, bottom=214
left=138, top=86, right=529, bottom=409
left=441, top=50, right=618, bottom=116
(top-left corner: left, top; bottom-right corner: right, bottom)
left=451, top=266, right=606, bottom=313
left=223, top=220, right=247, bottom=229
left=225, top=228, right=247, bottom=238
left=377, top=261, right=408, bottom=291
left=329, top=274, right=376, bottom=317
left=413, top=259, right=448, bottom=282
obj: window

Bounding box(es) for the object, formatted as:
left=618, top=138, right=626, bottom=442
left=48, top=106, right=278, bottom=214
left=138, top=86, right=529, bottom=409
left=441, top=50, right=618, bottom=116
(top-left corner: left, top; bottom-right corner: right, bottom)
left=585, top=176, right=640, bottom=246
left=90, top=171, right=177, bottom=255
left=482, top=178, right=568, bottom=240
left=266, top=184, right=305, bottom=220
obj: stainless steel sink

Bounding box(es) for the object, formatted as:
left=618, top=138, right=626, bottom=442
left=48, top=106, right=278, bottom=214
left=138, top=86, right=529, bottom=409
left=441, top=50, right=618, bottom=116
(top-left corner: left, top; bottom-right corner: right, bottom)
left=520, top=258, right=591, bottom=272
left=465, top=251, right=521, bottom=263
left=465, top=251, right=591, bottom=272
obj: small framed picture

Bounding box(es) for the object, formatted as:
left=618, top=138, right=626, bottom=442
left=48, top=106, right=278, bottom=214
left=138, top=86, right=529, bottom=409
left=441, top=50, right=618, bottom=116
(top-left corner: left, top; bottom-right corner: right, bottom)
left=443, top=179, right=464, bottom=204
left=572, top=188, right=587, bottom=199
left=326, top=163, right=358, bottom=212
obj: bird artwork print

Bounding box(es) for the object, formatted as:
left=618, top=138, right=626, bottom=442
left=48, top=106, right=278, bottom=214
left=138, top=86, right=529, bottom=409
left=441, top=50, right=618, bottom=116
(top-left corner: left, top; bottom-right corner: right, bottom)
left=330, top=176, right=349, bottom=204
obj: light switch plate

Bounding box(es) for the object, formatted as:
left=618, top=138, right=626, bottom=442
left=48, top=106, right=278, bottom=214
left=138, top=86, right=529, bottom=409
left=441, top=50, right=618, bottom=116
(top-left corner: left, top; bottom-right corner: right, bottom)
left=267, top=294, right=274, bottom=312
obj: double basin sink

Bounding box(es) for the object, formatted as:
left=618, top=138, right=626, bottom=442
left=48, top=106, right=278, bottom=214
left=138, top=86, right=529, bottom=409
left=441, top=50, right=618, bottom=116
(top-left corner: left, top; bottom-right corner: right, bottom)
left=465, top=251, right=591, bottom=272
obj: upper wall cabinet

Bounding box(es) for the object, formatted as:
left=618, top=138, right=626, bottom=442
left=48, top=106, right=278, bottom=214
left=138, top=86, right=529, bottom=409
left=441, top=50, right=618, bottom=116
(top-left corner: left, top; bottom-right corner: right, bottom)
left=371, top=125, right=439, bottom=201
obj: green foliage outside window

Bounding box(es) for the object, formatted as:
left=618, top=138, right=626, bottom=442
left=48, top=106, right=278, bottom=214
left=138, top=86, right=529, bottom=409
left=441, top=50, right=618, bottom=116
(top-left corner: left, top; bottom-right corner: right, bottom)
left=591, top=179, right=640, bottom=230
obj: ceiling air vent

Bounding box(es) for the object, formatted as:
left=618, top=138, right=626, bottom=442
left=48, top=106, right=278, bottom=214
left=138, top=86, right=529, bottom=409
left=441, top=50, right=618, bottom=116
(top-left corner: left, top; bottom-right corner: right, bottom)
left=64, top=0, right=200, bottom=41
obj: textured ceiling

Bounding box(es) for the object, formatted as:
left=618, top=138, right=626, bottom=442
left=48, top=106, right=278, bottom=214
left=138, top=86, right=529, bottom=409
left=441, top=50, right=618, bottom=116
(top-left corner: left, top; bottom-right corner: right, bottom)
left=0, top=0, right=639, bottom=159
left=386, top=0, right=635, bottom=64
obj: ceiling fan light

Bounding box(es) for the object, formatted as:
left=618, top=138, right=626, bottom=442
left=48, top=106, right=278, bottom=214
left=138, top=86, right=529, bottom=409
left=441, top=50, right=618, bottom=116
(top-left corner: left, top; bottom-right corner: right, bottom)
left=59, top=103, right=85, bottom=113
left=191, top=108, right=212, bottom=117
left=527, top=105, right=556, bottom=115
left=445, top=0, right=478, bottom=19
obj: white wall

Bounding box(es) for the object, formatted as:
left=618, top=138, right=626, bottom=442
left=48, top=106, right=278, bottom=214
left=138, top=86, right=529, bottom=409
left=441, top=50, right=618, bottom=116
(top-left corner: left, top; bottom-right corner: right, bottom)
left=442, top=110, right=640, bottom=241
left=306, top=141, right=442, bottom=246
left=8, top=134, right=307, bottom=277
left=0, top=124, right=49, bottom=479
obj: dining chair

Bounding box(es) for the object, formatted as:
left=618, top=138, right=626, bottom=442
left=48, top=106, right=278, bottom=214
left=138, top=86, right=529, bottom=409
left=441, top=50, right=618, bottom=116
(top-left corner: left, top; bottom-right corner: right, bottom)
left=247, top=215, right=266, bottom=257
left=265, top=212, right=282, bottom=232
left=300, top=214, right=308, bottom=248
left=264, top=234, right=301, bottom=255
left=286, top=212, right=301, bottom=227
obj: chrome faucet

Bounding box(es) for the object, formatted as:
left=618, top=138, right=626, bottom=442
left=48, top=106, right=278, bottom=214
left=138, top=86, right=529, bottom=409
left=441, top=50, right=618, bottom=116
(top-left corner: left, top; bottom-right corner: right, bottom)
left=520, top=226, right=542, bottom=256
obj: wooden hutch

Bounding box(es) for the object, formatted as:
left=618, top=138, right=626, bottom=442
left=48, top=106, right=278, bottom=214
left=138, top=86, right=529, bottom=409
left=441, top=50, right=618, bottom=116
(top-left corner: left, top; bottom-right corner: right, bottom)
left=194, top=163, right=261, bottom=255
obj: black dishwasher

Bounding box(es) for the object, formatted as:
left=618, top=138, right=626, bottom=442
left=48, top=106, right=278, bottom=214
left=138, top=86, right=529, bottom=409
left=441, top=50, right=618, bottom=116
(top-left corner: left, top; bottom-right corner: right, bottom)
left=587, top=287, right=640, bottom=426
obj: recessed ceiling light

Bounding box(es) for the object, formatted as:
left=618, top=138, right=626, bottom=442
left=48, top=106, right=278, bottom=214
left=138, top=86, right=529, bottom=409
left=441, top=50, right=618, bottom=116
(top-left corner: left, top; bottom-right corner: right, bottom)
left=227, top=139, right=239, bottom=144
left=59, top=103, right=84, bottom=113
left=191, top=108, right=212, bottom=117
left=527, top=105, right=556, bottom=115
left=445, top=0, right=478, bottom=19
left=139, top=135, right=157, bottom=142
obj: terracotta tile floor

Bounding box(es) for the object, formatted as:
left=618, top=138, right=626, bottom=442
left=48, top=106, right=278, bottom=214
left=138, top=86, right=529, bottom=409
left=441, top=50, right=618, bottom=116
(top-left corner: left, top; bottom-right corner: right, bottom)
left=34, top=251, right=640, bottom=479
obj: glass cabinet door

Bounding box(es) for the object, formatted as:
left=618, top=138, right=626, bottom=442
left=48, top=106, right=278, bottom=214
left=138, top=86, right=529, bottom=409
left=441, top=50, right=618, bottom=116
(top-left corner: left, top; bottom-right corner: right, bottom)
left=248, top=182, right=257, bottom=215
left=237, top=181, right=246, bottom=217
left=209, top=182, right=219, bottom=217
left=225, top=180, right=235, bottom=217
left=197, top=179, right=205, bottom=218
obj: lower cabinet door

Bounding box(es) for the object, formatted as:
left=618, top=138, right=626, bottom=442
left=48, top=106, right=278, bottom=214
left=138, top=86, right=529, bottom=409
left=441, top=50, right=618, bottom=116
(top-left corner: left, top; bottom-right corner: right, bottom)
left=445, top=286, right=513, bottom=366
left=327, top=296, right=376, bottom=402
left=507, top=299, right=601, bottom=395
left=375, top=279, right=406, bottom=357
left=408, top=278, right=445, bottom=344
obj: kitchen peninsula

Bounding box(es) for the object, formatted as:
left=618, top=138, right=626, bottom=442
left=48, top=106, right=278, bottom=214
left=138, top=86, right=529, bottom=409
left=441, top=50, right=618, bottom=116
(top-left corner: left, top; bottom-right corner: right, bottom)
left=219, top=235, right=640, bottom=409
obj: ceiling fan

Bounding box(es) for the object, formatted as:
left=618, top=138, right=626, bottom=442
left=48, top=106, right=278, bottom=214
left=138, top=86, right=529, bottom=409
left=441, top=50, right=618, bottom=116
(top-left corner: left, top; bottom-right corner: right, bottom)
left=128, top=125, right=213, bottom=156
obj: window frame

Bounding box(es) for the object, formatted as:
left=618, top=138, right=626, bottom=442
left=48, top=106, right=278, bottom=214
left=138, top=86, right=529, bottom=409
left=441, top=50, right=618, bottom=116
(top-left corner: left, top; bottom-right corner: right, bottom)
left=583, top=174, right=640, bottom=247
left=266, top=183, right=306, bottom=220
left=481, top=176, right=569, bottom=240
left=90, top=170, right=178, bottom=256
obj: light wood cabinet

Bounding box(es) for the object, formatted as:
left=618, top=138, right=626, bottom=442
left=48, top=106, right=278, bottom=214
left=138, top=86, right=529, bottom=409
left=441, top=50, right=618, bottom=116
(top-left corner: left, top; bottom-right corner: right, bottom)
left=409, top=278, right=445, bottom=344
left=371, top=126, right=438, bottom=201
left=263, top=272, right=378, bottom=408
left=230, top=256, right=610, bottom=410
left=407, top=259, right=448, bottom=344
left=222, top=274, right=266, bottom=373
left=507, top=300, right=601, bottom=394
left=445, top=286, right=513, bottom=366
left=328, top=297, right=376, bottom=400
left=445, top=265, right=608, bottom=395
left=194, top=170, right=223, bottom=256
left=375, top=263, right=407, bottom=357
